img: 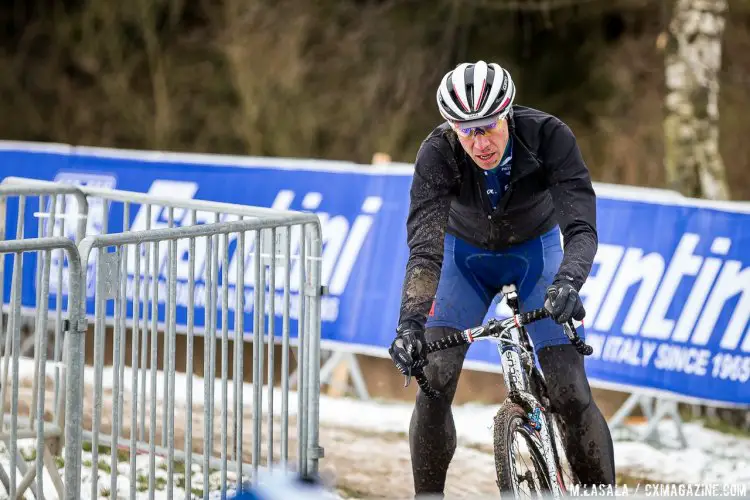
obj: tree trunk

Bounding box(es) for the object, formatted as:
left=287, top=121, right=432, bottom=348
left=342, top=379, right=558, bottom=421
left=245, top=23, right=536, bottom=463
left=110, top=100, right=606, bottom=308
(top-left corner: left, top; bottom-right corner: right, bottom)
left=663, top=0, right=729, bottom=200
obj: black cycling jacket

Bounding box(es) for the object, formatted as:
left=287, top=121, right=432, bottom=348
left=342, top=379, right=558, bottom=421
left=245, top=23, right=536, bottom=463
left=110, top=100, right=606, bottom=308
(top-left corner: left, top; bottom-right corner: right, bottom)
left=397, top=105, right=598, bottom=331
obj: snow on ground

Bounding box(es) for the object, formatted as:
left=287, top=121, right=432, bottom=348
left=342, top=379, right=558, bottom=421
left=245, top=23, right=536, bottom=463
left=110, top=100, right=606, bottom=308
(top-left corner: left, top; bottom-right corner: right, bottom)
left=315, top=394, right=750, bottom=486
left=1, top=358, right=749, bottom=499
left=0, top=440, right=233, bottom=500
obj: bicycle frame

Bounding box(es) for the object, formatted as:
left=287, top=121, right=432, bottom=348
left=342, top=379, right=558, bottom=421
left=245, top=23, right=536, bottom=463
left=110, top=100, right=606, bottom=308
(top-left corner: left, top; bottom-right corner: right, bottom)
left=490, top=288, right=564, bottom=498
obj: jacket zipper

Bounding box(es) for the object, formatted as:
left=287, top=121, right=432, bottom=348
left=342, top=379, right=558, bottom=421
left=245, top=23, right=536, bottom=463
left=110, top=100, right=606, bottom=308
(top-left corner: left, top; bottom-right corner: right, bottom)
left=490, top=130, right=542, bottom=217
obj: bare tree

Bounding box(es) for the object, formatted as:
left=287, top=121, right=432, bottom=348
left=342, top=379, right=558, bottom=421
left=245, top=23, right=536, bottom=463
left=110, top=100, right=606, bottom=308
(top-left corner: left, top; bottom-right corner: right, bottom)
left=663, top=0, right=730, bottom=199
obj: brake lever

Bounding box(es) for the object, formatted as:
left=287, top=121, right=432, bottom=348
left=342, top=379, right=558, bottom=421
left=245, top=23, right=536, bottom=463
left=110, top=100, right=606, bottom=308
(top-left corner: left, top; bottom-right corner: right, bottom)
left=565, top=319, right=594, bottom=356
left=404, top=366, right=413, bottom=388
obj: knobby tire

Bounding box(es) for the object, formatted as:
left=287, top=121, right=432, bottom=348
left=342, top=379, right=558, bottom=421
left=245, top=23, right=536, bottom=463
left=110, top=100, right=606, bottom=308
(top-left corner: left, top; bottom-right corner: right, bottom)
left=493, top=401, right=555, bottom=497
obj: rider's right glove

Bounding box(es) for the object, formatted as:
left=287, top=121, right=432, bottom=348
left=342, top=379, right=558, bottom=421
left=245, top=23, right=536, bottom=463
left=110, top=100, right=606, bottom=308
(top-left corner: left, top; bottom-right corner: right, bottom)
left=388, top=321, right=428, bottom=376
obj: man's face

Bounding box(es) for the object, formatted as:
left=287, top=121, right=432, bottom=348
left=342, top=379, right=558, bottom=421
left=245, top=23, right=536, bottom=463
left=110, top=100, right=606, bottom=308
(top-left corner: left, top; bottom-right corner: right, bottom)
left=452, top=117, right=510, bottom=170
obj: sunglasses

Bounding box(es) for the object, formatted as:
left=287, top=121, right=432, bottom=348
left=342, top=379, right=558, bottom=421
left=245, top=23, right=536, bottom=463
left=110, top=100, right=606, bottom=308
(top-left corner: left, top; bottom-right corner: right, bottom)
left=452, top=119, right=500, bottom=138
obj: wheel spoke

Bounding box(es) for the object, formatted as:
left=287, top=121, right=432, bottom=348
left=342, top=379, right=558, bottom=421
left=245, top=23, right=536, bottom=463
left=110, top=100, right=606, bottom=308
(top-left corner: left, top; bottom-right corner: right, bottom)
left=511, top=427, right=550, bottom=498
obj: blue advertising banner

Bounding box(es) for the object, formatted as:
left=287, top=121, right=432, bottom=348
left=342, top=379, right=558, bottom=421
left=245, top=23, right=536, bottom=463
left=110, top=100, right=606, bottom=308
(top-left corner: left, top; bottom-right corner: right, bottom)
left=1, top=141, right=749, bottom=405
left=580, top=197, right=750, bottom=405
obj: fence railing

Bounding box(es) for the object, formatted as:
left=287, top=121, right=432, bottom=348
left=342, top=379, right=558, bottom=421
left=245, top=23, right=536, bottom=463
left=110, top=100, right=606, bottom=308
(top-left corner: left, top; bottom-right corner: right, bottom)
left=0, top=236, right=85, bottom=500
left=0, top=177, right=324, bottom=499
left=77, top=214, right=323, bottom=499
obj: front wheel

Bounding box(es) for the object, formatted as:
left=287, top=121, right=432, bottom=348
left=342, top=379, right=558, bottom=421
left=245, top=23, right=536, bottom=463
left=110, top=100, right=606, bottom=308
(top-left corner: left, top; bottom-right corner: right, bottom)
left=549, top=411, right=578, bottom=491
left=493, top=401, right=556, bottom=498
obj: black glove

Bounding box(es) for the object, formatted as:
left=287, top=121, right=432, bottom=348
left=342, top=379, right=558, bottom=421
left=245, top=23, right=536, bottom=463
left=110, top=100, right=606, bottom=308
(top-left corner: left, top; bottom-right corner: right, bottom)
left=544, top=281, right=585, bottom=324
left=388, top=322, right=428, bottom=376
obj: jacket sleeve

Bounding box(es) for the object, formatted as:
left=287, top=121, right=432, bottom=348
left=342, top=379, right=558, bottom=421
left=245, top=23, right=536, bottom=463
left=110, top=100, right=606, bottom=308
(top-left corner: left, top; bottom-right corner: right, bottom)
left=543, top=119, right=598, bottom=292
left=397, top=139, right=458, bottom=331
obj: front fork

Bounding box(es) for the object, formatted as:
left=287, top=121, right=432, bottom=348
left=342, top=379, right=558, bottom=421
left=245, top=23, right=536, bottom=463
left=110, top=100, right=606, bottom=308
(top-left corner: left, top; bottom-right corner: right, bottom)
left=499, top=338, right=563, bottom=498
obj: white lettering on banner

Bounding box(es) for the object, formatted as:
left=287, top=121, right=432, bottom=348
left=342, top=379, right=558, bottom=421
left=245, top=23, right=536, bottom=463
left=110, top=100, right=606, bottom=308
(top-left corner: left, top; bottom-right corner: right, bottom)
left=671, top=256, right=723, bottom=343
left=127, top=180, right=199, bottom=279
left=597, top=335, right=659, bottom=367
left=580, top=232, right=750, bottom=354
left=121, top=275, right=341, bottom=323
left=86, top=180, right=382, bottom=324
left=44, top=173, right=372, bottom=324
left=53, top=172, right=118, bottom=238
left=695, top=261, right=750, bottom=350
left=576, top=245, right=623, bottom=326
left=654, top=344, right=711, bottom=376
left=587, top=332, right=750, bottom=382
left=329, top=196, right=382, bottom=295
left=593, top=247, right=665, bottom=334
left=48, top=173, right=118, bottom=294
left=129, top=180, right=199, bottom=233
left=640, top=234, right=702, bottom=339
left=269, top=189, right=383, bottom=296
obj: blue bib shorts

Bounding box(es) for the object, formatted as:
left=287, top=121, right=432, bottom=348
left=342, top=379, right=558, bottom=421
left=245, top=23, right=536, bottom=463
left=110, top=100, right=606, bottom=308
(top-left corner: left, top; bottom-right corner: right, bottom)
left=424, top=225, right=584, bottom=352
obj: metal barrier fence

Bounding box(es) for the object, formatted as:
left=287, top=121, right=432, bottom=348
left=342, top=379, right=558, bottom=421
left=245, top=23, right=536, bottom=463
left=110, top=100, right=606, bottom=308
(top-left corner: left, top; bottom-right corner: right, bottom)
left=76, top=211, right=322, bottom=499
left=0, top=237, right=85, bottom=500
left=1, top=177, right=325, bottom=498
left=0, top=182, right=88, bottom=364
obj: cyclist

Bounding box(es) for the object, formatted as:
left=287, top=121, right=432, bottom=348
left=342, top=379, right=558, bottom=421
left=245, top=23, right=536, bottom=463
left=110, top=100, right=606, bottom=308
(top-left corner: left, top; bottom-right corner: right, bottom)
left=388, top=61, right=616, bottom=495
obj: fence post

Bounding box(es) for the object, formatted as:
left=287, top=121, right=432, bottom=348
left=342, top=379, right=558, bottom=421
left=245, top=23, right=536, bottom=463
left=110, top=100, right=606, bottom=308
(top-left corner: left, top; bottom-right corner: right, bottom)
left=0, top=237, right=85, bottom=500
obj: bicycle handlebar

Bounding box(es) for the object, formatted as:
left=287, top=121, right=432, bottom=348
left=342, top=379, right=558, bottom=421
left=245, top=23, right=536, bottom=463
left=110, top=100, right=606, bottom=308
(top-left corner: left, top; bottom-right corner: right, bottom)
left=409, top=306, right=593, bottom=399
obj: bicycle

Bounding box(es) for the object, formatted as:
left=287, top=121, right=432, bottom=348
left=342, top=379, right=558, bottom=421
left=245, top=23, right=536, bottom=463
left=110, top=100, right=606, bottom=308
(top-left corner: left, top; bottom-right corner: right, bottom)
left=404, top=284, right=593, bottom=499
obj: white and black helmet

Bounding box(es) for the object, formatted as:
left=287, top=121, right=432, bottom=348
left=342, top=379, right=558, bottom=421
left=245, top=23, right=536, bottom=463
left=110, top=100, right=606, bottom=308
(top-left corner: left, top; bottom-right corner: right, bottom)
left=436, top=61, right=516, bottom=128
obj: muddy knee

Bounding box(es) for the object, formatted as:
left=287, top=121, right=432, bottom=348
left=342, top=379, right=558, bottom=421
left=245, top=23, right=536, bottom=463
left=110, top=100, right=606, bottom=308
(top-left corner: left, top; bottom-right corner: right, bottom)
left=537, top=344, right=592, bottom=418
left=417, top=327, right=469, bottom=401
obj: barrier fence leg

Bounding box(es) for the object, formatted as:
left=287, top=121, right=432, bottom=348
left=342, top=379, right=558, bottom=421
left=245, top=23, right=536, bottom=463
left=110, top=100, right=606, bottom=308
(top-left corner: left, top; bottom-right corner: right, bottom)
left=319, top=351, right=370, bottom=401
left=607, top=393, right=643, bottom=434
left=640, top=399, right=688, bottom=449
left=306, top=224, right=324, bottom=477
left=608, top=393, right=688, bottom=449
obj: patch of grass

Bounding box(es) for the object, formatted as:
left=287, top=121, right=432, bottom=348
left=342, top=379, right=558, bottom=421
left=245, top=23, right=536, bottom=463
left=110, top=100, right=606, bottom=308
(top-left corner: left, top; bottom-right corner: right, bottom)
left=134, top=472, right=169, bottom=491
left=83, top=459, right=92, bottom=468
left=54, top=456, right=65, bottom=469
left=136, top=474, right=149, bottom=492
left=100, top=488, right=110, bottom=498
left=20, top=448, right=37, bottom=462
left=176, top=474, right=186, bottom=489
left=158, top=461, right=168, bottom=471
left=117, top=448, right=130, bottom=462
left=98, top=459, right=111, bottom=474
left=83, top=441, right=112, bottom=456
left=155, top=476, right=167, bottom=490
left=192, top=488, right=203, bottom=497
left=173, top=460, right=186, bottom=474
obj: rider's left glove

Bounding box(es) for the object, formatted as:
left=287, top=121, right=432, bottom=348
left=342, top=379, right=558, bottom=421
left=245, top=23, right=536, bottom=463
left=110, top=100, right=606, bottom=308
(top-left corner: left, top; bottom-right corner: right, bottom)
left=544, top=280, right=585, bottom=325
left=388, top=321, right=428, bottom=376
